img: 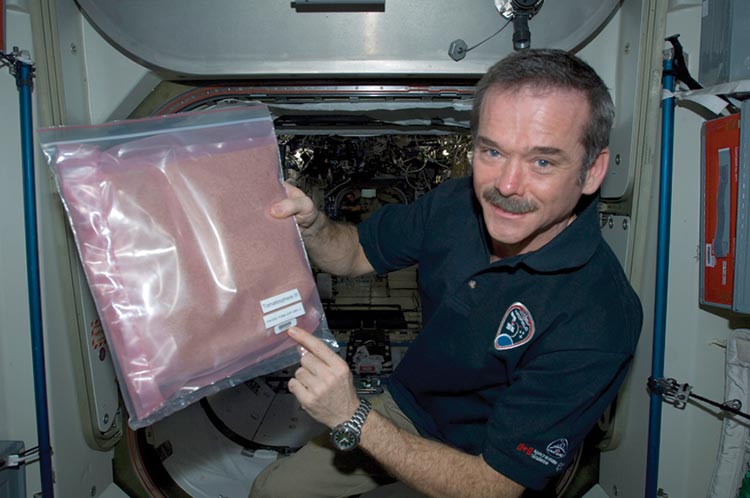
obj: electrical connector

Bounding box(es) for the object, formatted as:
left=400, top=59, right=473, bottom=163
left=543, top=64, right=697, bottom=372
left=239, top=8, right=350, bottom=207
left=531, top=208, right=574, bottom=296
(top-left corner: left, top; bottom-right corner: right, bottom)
left=0, top=452, right=33, bottom=469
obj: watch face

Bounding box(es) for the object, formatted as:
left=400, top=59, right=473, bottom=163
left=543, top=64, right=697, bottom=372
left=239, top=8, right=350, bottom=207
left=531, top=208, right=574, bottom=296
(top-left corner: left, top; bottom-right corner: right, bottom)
left=331, top=423, right=359, bottom=451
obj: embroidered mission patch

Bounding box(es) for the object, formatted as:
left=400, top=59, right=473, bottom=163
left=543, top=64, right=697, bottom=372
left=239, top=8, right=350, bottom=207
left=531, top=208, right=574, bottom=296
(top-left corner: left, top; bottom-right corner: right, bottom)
left=546, top=438, right=569, bottom=459
left=494, top=302, right=535, bottom=350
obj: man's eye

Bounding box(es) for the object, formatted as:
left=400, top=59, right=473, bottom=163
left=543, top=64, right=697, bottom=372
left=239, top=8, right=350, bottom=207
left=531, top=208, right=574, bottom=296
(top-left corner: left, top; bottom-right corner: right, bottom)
left=535, top=159, right=551, bottom=168
left=485, top=148, right=500, bottom=158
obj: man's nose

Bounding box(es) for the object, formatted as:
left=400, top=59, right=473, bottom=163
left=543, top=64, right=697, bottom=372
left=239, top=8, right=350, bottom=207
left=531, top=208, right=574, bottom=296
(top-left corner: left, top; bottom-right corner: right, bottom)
left=494, top=160, right=525, bottom=197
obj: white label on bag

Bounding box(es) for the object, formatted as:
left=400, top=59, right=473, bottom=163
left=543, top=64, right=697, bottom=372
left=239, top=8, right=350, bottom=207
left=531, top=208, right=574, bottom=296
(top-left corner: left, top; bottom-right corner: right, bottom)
left=263, top=302, right=306, bottom=332
left=274, top=318, right=298, bottom=335
left=261, top=289, right=302, bottom=313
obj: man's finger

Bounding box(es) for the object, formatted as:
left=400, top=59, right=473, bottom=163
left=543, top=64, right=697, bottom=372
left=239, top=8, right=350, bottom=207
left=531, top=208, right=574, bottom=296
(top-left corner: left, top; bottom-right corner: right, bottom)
left=299, top=350, right=326, bottom=377
left=282, top=182, right=305, bottom=198
left=287, top=377, right=313, bottom=405
left=288, top=327, right=340, bottom=366
left=294, top=366, right=317, bottom=389
left=269, top=198, right=297, bottom=218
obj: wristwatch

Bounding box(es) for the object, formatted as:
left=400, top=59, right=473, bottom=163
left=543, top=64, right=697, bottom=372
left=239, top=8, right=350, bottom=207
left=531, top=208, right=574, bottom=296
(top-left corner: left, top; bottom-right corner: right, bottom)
left=329, top=398, right=372, bottom=451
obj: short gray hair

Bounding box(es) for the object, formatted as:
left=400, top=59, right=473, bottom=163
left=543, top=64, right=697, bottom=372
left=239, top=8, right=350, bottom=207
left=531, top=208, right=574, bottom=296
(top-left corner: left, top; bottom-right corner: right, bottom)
left=471, top=48, right=615, bottom=174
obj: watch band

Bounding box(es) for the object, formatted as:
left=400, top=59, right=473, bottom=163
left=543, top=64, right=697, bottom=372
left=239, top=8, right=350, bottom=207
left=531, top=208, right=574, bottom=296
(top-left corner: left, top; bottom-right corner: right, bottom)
left=329, top=398, right=372, bottom=451
left=349, top=398, right=372, bottom=432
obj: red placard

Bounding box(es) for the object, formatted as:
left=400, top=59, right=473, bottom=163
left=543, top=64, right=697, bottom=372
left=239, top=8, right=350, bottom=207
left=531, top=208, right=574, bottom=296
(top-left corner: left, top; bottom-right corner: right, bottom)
left=702, top=113, right=741, bottom=308
left=0, top=0, right=5, bottom=53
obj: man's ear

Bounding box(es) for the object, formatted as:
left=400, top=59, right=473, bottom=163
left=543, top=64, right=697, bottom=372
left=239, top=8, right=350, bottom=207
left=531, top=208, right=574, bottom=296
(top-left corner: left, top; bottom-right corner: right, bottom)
left=582, top=148, right=610, bottom=195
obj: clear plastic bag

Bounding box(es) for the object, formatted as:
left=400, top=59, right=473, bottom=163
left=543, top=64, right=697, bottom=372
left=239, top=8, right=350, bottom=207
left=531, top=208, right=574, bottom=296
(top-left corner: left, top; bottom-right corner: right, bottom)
left=39, top=105, right=335, bottom=429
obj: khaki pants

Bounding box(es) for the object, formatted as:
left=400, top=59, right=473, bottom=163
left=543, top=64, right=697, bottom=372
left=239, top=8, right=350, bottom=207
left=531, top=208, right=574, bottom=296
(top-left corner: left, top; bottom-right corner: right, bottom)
left=249, top=389, right=421, bottom=498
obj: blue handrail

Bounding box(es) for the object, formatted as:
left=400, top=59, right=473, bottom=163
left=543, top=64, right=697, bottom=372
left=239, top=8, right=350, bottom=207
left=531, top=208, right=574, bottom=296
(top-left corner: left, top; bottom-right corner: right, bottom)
left=645, top=52, right=675, bottom=498
left=16, top=55, right=55, bottom=497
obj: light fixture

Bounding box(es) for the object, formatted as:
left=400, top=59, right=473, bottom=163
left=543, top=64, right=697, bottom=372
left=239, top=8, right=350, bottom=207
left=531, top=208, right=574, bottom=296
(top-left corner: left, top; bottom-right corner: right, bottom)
left=291, top=0, right=385, bottom=13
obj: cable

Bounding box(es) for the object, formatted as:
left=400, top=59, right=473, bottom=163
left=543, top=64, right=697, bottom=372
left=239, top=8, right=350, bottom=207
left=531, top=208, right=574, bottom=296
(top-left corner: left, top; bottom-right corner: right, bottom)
left=0, top=53, right=13, bottom=69
left=690, top=392, right=750, bottom=421
left=19, top=446, right=40, bottom=457
left=199, top=397, right=299, bottom=455
left=466, top=20, right=513, bottom=53
left=0, top=452, right=40, bottom=470
left=0, top=447, right=42, bottom=470
left=448, top=19, right=512, bottom=62
left=0, top=49, right=19, bottom=67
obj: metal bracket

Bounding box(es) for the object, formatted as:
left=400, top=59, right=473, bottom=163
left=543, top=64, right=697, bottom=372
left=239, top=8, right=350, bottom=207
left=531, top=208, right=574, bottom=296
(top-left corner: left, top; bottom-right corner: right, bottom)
left=648, top=377, right=692, bottom=408
left=648, top=376, right=750, bottom=419
left=0, top=47, right=35, bottom=90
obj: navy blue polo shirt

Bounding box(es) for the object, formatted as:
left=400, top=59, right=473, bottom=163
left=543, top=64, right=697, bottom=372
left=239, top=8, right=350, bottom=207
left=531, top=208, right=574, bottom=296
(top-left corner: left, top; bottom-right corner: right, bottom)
left=357, top=176, right=642, bottom=491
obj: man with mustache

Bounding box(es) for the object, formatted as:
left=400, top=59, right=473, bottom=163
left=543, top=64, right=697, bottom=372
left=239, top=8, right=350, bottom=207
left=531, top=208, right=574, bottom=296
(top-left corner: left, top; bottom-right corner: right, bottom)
left=250, top=48, right=642, bottom=498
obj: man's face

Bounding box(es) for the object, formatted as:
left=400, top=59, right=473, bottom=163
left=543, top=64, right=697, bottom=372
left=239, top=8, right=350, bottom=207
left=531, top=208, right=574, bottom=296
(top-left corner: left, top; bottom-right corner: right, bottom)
left=472, top=86, right=608, bottom=259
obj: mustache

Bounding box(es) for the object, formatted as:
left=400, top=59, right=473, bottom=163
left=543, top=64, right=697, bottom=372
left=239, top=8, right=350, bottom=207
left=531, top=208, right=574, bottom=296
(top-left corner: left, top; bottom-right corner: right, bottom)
left=482, top=188, right=537, bottom=214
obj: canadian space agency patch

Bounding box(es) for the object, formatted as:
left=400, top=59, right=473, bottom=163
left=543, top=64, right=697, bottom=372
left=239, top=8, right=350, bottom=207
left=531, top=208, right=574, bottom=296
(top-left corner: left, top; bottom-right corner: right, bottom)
left=494, top=302, right=535, bottom=350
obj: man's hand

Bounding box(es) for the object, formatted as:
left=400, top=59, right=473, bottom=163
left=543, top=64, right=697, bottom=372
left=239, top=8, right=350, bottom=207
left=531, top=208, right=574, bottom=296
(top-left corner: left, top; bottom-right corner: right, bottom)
left=285, top=329, right=526, bottom=498
left=270, top=182, right=320, bottom=232
left=286, top=326, right=361, bottom=428
left=270, top=182, right=375, bottom=278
